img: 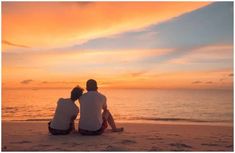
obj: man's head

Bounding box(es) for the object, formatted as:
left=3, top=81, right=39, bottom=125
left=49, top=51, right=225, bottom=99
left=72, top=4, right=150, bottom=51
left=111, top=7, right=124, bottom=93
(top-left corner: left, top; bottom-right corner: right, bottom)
left=86, top=79, right=98, bottom=91
left=70, top=86, right=84, bottom=101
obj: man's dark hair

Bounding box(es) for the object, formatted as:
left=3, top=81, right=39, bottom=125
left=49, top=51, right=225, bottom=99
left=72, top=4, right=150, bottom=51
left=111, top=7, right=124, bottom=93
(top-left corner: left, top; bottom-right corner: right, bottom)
left=86, top=79, right=98, bottom=91
left=70, top=86, right=83, bottom=101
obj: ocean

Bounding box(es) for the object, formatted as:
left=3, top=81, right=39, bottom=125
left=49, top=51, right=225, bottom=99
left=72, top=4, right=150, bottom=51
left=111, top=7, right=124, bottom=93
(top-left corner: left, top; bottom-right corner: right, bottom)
left=2, top=88, right=233, bottom=125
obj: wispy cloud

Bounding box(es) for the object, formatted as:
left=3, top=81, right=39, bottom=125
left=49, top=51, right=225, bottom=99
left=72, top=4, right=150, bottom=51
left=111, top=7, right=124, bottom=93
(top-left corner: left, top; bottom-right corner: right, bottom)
left=2, top=2, right=209, bottom=49
left=192, top=81, right=202, bottom=84
left=131, top=71, right=148, bottom=77
left=219, top=73, right=233, bottom=82
left=2, top=2, right=233, bottom=90
left=74, top=2, right=232, bottom=52
left=41, top=81, right=79, bottom=84
left=193, top=81, right=215, bottom=84
left=21, top=79, right=33, bottom=84
left=169, top=45, right=233, bottom=65
left=75, top=2, right=94, bottom=8
left=2, top=40, right=30, bottom=48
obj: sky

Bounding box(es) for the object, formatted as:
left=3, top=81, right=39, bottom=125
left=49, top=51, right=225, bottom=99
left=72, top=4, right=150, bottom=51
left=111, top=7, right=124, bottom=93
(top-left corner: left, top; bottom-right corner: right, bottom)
left=2, top=2, right=234, bottom=89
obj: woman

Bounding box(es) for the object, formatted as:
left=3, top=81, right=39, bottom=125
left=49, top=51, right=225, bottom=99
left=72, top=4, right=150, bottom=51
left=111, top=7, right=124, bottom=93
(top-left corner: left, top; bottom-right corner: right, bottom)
left=48, top=86, right=83, bottom=135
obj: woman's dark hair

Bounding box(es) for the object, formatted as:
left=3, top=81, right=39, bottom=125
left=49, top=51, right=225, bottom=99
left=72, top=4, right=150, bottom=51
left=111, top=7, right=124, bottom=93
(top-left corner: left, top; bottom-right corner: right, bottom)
left=70, top=86, right=84, bottom=101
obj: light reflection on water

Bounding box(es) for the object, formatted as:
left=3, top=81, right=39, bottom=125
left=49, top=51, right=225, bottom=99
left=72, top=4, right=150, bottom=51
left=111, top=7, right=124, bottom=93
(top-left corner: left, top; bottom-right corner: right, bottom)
left=2, top=88, right=233, bottom=124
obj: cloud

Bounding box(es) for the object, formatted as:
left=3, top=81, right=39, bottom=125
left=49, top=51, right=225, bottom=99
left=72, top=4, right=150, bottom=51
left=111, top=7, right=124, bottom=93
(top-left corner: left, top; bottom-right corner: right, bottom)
left=192, top=81, right=213, bottom=84
left=131, top=71, right=148, bottom=77
left=220, top=78, right=225, bottom=82
left=2, top=2, right=233, bottom=90
left=147, top=2, right=233, bottom=49
left=74, top=2, right=232, bottom=59
left=21, top=79, right=33, bottom=84
left=192, top=81, right=202, bottom=84
left=2, top=2, right=209, bottom=50
left=168, top=45, right=233, bottom=67
left=219, top=73, right=233, bottom=82
left=2, top=40, right=30, bottom=48
left=75, top=2, right=94, bottom=8
left=41, top=81, right=79, bottom=84
left=3, top=48, right=173, bottom=72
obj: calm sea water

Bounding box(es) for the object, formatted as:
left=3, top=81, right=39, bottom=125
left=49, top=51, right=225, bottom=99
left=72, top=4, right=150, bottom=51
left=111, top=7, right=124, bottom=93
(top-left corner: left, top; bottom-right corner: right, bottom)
left=2, top=88, right=233, bottom=124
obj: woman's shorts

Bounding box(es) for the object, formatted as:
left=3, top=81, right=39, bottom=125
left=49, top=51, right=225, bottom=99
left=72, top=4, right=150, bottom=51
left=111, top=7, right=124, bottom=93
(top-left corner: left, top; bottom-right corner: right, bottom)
left=48, top=121, right=73, bottom=135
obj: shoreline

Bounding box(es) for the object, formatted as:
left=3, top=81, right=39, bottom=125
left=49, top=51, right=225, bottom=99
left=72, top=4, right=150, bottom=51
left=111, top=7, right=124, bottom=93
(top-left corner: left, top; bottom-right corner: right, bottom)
left=2, top=119, right=233, bottom=127
left=2, top=121, right=233, bottom=151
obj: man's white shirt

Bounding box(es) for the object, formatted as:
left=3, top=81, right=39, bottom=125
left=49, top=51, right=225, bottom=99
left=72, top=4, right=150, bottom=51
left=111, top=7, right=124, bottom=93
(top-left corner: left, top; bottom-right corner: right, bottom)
left=79, top=91, right=107, bottom=131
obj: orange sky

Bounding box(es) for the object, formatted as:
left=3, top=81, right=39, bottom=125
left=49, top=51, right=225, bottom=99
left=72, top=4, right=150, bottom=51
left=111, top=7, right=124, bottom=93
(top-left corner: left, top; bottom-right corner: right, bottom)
left=2, top=2, right=210, bottom=50
left=2, top=2, right=233, bottom=90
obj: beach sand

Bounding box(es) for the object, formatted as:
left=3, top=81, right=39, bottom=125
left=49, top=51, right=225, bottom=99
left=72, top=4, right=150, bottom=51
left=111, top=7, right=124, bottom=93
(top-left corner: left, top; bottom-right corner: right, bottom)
left=2, top=121, right=233, bottom=151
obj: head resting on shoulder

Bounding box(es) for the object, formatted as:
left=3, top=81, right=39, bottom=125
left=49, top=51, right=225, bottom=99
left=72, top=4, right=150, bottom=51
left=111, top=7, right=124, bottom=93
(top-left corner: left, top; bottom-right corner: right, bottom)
left=86, top=79, right=98, bottom=91
left=70, top=85, right=84, bottom=101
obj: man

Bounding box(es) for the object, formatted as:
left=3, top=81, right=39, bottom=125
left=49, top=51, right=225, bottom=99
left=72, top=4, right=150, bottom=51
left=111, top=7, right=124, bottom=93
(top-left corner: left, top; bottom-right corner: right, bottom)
left=48, top=86, right=83, bottom=135
left=79, top=79, right=124, bottom=135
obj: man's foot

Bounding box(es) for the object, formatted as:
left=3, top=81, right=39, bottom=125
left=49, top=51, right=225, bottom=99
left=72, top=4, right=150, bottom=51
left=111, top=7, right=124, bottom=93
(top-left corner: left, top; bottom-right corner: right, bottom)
left=112, top=127, right=124, bottom=132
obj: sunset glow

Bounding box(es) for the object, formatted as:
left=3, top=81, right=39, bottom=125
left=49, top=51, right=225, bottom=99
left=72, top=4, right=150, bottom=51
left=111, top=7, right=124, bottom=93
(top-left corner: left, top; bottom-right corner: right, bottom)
left=2, top=2, right=233, bottom=89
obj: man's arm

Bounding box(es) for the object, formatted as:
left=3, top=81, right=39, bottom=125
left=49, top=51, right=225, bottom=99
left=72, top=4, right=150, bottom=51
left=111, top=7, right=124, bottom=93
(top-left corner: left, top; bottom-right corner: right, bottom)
left=102, top=96, right=108, bottom=111
left=103, top=103, right=108, bottom=111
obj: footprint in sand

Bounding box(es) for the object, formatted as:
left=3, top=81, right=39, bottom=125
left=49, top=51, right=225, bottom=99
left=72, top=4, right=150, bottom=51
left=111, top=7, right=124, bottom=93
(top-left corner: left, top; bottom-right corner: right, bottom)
left=168, top=134, right=179, bottom=136
left=147, top=137, right=163, bottom=141
left=121, top=139, right=137, bottom=144
left=169, top=143, right=192, bottom=149
left=37, top=144, right=52, bottom=147
left=147, top=137, right=155, bottom=140
left=156, top=138, right=163, bottom=140
left=70, top=142, right=81, bottom=147
left=226, top=145, right=233, bottom=148
left=149, top=146, right=162, bottom=151
left=201, top=143, right=219, bottom=146
left=2, top=146, right=7, bottom=150
left=215, top=140, right=228, bottom=144
left=105, top=145, right=128, bottom=151
left=11, top=140, right=32, bottom=144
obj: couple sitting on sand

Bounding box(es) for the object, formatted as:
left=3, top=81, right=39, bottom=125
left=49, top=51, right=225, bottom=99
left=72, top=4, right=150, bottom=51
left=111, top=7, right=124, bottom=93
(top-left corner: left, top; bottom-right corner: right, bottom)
left=48, top=79, right=124, bottom=135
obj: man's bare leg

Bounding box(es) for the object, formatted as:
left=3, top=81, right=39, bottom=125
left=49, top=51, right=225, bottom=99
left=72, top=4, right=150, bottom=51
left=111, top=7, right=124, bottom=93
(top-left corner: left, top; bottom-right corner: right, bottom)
left=103, top=110, right=124, bottom=132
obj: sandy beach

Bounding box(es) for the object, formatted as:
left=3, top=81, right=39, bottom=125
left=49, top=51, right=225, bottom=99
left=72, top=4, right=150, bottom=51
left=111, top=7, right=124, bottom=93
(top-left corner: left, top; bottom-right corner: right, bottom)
left=2, top=121, right=233, bottom=151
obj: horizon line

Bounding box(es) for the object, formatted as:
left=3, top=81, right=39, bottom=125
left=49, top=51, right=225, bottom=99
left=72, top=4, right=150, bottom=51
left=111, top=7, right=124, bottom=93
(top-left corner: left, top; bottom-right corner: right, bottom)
left=2, top=87, right=233, bottom=91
